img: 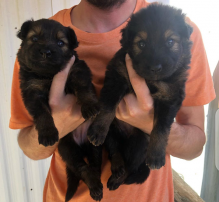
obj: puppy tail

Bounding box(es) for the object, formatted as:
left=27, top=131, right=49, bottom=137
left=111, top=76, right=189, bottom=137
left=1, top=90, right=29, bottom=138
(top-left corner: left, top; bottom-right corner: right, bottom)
left=65, top=167, right=80, bottom=202
left=124, top=163, right=150, bottom=185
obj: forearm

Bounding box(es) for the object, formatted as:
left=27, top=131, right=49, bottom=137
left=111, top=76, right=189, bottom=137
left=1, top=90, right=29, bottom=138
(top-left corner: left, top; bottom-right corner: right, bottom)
left=166, top=122, right=206, bottom=160
left=18, top=126, right=57, bottom=160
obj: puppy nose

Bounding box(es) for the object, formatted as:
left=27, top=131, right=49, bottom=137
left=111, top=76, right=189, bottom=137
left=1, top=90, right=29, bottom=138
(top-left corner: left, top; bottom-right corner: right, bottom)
left=151, top=64, right=162, bottom=73
left=40, top=49, right=52, bottom=58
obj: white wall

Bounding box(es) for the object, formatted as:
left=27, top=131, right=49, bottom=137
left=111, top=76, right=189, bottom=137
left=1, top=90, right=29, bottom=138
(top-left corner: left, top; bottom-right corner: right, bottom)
left=0, top=0, right=218, bottom=201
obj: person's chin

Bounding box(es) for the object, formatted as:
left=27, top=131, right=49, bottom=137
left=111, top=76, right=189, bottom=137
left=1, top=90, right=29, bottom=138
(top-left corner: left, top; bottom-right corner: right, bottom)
left=86, top=0, right=126, bottom=10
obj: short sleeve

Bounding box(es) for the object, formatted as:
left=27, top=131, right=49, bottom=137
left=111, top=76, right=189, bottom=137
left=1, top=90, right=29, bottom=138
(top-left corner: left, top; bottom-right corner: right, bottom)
left=9, top=59, right=33, bottom=129
left=182, top=18, right=215, bottom=106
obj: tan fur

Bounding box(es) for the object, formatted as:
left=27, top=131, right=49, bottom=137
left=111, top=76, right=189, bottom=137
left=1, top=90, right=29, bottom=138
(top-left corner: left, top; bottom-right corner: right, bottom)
left=171, top=42, right=180, bottom=52
left=27, top=30, right=36, bottom=39
left=138, top=31, right=148, bottom=40
left=133, top=31, right=148, bottom=55
left=57, top=31, right=68, bottom=44
left=27, top=26, right=42, bottom=45
left=61, top=45, right=68, bottom=52
left=164, top=30, right=174, bottom=39
left=164, top=30, right=180, bottom=41
left=26, top=79, right=50, bottom=91
left=27, top=30, right=36, bottom=45
left=33, top=26, right=42, bottom=34
left=164, top=30, right=181, bottom=52
left=150, top=81, right=175, bottom=101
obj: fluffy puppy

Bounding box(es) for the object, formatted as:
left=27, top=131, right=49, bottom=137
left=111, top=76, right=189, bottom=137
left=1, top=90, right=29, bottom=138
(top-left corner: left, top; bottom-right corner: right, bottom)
left=17, top=19, right=103, bottom=201
left=87, top=4, right=193, bottom=170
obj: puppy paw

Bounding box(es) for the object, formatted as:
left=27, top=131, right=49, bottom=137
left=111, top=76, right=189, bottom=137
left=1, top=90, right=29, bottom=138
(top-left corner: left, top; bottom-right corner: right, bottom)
left=107, top=175, right=122, bottom=191
left=145, top=151, right=165, bottom=170
left=87, top=124, right=107, bottom=146
left=81, top=102, right=100, bottom=120
left=89, top=181, right=103, bottom=201
left=111, top=157, right=126, bottom=179
left=38, top=127, right=59, bottom=146
left=112, top=165, right=126, bottom=179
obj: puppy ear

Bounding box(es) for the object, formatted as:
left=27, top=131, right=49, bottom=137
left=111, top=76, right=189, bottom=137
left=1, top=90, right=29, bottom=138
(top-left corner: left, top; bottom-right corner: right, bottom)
left=185, top=23, right=193, bottom=38
left=178, top=14, right=193, bottom=39
left=120, top=27, right=129, bottom=49
left=67, top=27, right=78, bottom=49
left=17, top=20, right=33, bottom=40
left=120, top=16, right=136, bottom=50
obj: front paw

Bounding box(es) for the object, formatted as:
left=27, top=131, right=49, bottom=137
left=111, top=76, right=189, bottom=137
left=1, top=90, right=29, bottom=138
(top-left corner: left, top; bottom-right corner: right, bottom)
left=111, top=155, right=126, bottom=179
left=38, top=126, right=59, bottom=146
left=81, top=102, right=100, bottom=120
left=145, top=150, right=165, bottom=170
left=89, top=181, right=103, bottom=201
left=87, top=124, right=107, bottom=146
left=112, top=164, right=126, bottom=180
left=107, top=175, right=123, bottom=191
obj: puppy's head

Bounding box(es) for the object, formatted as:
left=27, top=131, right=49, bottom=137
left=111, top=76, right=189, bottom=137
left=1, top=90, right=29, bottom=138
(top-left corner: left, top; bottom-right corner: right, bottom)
left=17, top=19, right=78, bottom=75
left=121, top=4, right=193, bottom=81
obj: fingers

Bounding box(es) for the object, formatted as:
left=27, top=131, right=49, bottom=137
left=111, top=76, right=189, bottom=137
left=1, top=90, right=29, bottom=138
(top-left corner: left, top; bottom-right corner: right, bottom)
left=123, top=94, right=140, bottom=116
left=125, top=54, right=153, bottom=110
left=116, top=99, right=128, bottom=119
left=49, top=56, right=75, bottom=103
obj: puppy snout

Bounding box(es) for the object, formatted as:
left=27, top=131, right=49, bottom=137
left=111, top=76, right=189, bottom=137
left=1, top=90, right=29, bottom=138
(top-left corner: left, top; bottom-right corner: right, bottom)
left=150, top=65, right=162, bottom=73
left=40, top=49, right=52, bottom=58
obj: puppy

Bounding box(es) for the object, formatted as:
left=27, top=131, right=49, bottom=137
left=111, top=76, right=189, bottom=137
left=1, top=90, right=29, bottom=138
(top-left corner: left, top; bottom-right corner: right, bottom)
left=17, top=19, right=103, bottom=201
left=87, top=4, right=193, bottom=170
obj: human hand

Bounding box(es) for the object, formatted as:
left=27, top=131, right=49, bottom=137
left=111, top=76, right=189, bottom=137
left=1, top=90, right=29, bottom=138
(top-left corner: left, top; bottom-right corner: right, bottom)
left=49, top=56, right=85, bottom=139
left=115, top=54, right=154, bottom=134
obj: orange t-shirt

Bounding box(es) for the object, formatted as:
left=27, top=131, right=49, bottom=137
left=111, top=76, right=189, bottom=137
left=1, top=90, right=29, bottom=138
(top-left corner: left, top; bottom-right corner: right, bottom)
left=10, top=0, right=215, bottom=202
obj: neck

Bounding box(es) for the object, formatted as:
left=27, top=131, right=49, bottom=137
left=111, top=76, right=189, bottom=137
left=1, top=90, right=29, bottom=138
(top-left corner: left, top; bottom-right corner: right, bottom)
left=71, top=0, right=137, bottom=33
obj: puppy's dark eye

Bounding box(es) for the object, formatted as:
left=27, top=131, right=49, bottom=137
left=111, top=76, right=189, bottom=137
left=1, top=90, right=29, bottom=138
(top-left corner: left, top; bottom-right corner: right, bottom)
left=57, top=40, right=64, bottom=47
left=166, top=39, right=174, bottom=48
left=138, top=41, right=146, bottom=49
left=32, top=36, right=38, bottom=42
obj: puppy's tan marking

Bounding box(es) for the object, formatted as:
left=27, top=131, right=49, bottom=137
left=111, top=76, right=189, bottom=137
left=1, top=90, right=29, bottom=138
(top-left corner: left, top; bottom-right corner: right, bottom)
left=164, top=30, right=171, bottom=38
left=133, top=44, right=142, bottom=55
left=164, top=30, right=181, bottom=52
left=33, top=26, right=42, bottom=35
left=57, top=31, right=65, bottom=38
left=150, top=81, right=174, bottom=101
left=133, top=31, right=148, bottom=43
left=170, top=35, right=180, bottom=42
left=164, top=30, right=174, bottom=39
left=133, top=36, right=142, bottom=44
left=57, top=31, right=68, bottom=44
left=164, top=30, right=180, bottom=42
left=26, top=79, right=50, bottom=91
left=133, top=31, right=147, bottom=55
left=138, top=31, right=147, bottom=40
left=61, top=45, right=68, bottom=52
left=27, top=30, right=36, bottom=39
left=27, top=26, right=42, bottom=45
left=171, top=42, right=180, bottom=52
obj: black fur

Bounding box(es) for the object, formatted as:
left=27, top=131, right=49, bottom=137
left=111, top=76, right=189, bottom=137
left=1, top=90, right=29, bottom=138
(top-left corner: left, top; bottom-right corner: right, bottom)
left=105, top=120, right=150, bottom=190
left=87, top=4, right=193, bottom=170
left=58, top=134, right=103, bottom=201
left=17, top=19, right=103, bottom=201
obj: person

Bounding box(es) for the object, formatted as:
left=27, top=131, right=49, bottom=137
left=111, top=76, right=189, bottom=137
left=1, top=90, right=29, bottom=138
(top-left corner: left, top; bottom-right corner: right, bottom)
left=10, top=0, right=215, bottom=201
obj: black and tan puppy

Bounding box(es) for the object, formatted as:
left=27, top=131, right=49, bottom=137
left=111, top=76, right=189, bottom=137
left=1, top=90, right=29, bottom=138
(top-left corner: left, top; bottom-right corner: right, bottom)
left=87, top=4, right=193, bottom=170
left=17, top=19, right=103, bottom=201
